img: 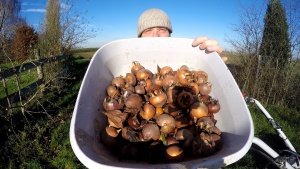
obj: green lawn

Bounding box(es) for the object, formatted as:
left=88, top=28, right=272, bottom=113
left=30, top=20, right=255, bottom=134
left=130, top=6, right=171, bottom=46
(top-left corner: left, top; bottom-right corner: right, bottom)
left=0, top=69, right=38, bottom=99
left=71, top=47, right=99, bottom=58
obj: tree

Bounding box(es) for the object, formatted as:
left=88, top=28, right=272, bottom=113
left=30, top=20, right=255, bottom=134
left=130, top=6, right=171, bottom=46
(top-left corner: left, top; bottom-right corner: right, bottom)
left=10, top=25, right=38, bottom=62
left=259, top=0, right=290, bottom=67
left=0, top=0, right=20, bottom=42
left=38, top=0, right=97, bottom=57
left=225, top=2, right=265, bottom=98
left=282, top=0, right=300, bottom=60
left=0, top=0, right=22, bottom=63
left=226, top=0, right=299, bottom=108
left=44, top=0, right=61, bottom=55
left=59, top=0, right=97, bottom=55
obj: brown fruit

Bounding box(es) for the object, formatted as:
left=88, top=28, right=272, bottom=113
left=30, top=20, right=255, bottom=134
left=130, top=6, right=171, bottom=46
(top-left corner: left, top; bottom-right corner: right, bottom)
left=165, top=145, right=184, bottom=162
left=189, top=102, right=208, bottom=120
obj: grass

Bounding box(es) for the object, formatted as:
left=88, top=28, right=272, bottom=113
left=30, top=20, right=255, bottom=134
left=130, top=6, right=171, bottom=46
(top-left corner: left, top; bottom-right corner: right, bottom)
left=220, top=51, right=246, bottom=66
left=0, top=69, right=38, bottom=99
left=0, top=48, right=299, bottom=169
left=226, top=104, right=300, bottom=168
left=71, top=47, right=99, bottom=58
left=50, top=119, right=84, bottom=169
left=0, top=53, right=91, bottom=169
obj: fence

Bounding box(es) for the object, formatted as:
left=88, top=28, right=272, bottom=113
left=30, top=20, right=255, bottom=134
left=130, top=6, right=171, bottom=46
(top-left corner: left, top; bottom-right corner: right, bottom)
left=0, top=55, right=69, bottom=110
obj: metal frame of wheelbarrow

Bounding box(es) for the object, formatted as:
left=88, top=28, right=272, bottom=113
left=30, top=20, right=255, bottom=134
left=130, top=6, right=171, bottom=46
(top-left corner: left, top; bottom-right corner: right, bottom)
left=244, top=96, right=300, bottom=169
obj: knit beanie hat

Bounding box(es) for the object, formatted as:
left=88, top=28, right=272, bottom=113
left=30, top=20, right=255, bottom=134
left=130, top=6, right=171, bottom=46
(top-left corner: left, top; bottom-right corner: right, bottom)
left=137, top=8, right=172, bottom=37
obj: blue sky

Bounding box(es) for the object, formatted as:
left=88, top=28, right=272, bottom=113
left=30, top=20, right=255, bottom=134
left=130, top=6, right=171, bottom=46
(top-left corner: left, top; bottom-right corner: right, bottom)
left=20, top=0, right=267, bottom=50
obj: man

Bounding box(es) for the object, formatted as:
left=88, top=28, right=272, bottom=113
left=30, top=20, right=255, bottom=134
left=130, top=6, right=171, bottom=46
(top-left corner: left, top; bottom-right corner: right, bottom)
left=137, top=8, right=227, bottom=61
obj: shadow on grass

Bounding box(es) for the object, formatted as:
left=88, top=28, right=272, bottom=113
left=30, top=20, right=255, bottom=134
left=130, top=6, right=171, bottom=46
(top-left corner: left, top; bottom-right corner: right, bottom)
left=0, top=55, right=90, bottom=169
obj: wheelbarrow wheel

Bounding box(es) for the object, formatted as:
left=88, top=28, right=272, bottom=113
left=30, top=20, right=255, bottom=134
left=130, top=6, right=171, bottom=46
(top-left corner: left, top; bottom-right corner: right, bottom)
left=248, top=146, right=281, bottom=169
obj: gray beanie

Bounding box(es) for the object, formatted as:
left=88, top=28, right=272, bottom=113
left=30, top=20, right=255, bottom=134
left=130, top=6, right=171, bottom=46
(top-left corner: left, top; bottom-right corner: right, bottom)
left=137, top=8, right=172, bottom=37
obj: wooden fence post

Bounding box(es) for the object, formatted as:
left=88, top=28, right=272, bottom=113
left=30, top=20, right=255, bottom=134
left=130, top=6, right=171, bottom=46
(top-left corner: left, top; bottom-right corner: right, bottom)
left=36, top=49, right=44, bottom=79
left=36, top=49, right=45, bottom=93
left=0, top=67, right=12, bottom=113
left=0, top=54, right=67, bottom=109
left=14, top=69, right=24, bottom=114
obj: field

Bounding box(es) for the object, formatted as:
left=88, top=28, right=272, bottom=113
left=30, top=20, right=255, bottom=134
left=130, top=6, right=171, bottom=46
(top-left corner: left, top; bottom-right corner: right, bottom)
left=0, top=70, right=38, bottom=99
left=72, top=48, right=99, bottom=58
left=0, top=48, right=299, bottom=168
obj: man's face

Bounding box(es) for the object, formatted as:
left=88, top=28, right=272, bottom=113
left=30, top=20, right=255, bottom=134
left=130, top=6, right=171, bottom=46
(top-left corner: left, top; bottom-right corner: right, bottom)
left=141, top=27, right=170, bottom=37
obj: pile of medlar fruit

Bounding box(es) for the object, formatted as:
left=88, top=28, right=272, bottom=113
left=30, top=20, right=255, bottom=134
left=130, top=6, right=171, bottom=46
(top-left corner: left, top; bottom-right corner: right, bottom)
left=100, top=61, right=222, bottom=163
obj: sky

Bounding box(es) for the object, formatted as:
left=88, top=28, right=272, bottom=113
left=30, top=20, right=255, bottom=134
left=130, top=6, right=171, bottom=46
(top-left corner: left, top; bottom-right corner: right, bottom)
left=19, top=0, right=268, bottom=51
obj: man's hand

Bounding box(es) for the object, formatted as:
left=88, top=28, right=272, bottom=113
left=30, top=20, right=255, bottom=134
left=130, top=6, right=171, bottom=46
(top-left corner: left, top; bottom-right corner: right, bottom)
left=192, top=36, right=227, bottom=62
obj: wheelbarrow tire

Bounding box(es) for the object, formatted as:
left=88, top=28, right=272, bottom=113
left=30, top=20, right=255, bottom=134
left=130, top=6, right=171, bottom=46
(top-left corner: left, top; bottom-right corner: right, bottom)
left=248, top=147, right=281, bottom=169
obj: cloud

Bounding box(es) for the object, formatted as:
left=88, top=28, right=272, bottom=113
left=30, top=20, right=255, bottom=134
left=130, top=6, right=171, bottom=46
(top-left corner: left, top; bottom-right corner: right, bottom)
left=21, top=2, right=30, bottom=5
left=21, top=2, right=42, bottom=6
left=21, top=2, right=71, bottom=13
left=21, top=1, right=45, bottom=12
left=21, top=9, right=46, bottom=13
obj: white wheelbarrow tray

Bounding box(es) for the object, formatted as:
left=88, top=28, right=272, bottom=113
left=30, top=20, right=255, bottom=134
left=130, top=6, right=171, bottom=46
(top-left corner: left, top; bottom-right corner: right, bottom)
left=70, top=37, right=254, bottom=169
